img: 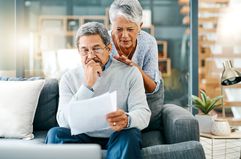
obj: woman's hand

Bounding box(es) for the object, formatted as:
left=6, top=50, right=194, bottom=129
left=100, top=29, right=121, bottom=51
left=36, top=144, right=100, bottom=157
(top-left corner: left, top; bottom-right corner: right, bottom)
left=114, top=54, right=156, bottom=93
left=114, top=55, right=134, bottom=66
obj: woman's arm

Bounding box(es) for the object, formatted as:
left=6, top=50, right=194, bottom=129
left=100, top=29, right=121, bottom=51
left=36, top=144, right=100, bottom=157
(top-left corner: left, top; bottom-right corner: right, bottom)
left=134, top=63, right=157, bottom=93
left=114, top=55, right=157, bottom=93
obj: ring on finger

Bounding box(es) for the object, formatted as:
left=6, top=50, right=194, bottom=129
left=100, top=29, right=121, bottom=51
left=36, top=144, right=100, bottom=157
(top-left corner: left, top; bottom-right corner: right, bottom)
left=113, top=122, right=116, bottom=126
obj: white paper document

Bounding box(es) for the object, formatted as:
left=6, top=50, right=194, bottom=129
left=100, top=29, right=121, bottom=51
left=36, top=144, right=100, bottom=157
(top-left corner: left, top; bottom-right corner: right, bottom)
left=68, top=91, right=117, bottom=135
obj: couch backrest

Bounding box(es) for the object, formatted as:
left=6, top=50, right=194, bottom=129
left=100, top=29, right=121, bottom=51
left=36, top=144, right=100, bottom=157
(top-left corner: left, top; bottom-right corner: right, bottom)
left=34, top=79, right=59, bottom=131
left=0, top=77, right=59, bottom=131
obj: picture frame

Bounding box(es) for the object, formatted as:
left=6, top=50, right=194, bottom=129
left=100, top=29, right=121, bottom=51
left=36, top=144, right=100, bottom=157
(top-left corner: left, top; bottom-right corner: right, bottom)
left=158, top=58, right=171, bottom=77
left=157, top=40, right=168, bottom=58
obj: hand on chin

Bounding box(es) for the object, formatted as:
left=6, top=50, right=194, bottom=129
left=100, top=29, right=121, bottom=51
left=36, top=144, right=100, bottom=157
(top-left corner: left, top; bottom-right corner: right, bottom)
left=85, top=58, right=103, bottom=68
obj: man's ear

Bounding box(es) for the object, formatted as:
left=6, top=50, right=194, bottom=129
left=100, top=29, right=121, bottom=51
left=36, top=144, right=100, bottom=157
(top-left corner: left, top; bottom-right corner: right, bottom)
left=107, top=43, right=112, bottom=52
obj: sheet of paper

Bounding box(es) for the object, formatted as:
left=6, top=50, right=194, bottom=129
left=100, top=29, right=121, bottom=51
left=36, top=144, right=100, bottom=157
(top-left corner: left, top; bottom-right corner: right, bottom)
left=68, top=91, right=117, bottom=135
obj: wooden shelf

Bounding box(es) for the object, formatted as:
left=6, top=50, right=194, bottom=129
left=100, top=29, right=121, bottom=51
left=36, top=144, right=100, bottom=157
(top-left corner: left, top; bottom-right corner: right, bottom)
left=199, top=0, right=229, bottom=3
left=199, top=28, right=217, bottom=33
left=224, top=118, right=241, bottom=126
left=224, top=102, right=241, bottom=107
left=199, top=17, right=219, bottom=24
left=199, top=8, right=223, bottom=13
left=200, top=40, right=216, bottom=46
left=157, top=40, right=168, bottom=58
left=158, top=58, right=171, bottom=77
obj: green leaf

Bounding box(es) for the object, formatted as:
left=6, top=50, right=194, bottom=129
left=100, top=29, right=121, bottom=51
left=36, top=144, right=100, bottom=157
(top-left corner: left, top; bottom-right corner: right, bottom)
left=192, top=95, right=207, bottom=114
left=192, top=95, right=205, bottom=107
left=192, top=90, right=223, bottom=115
left=194, top=104, right=207, bottom=114
left=200, top=90, right=207, bottom=105
left=206, top=96, right=223, bottom=114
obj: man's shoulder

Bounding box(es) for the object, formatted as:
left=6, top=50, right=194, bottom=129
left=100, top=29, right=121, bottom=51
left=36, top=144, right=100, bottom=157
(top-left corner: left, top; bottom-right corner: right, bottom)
left=112, top=59, right=137, bottom=71
left=111, top=59, right=141, bottom=78
left=61, top=67, right=83, bottom=81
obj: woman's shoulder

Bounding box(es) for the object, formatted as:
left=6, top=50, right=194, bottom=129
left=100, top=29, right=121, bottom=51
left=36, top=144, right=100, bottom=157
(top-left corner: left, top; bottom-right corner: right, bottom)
left=139, top=30, right=156, bottom=41
left=138, top=30, right=157, bottom=47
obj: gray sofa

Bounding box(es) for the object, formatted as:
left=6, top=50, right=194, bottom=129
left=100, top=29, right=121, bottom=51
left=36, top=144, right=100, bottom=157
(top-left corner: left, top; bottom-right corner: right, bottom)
left=0, top=77, right=205, bottom=159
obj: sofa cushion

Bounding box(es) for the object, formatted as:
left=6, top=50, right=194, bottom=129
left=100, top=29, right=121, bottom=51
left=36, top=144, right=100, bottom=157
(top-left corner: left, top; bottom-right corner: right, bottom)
left=0, top=131, right=47, bottom=144
left=142, top=131, right=165, bottom=148
left=0, top=80, right=45, bottom=139
left=0, top=77, right=59, bottom=131
left=33, top=79, right=59, bottom=131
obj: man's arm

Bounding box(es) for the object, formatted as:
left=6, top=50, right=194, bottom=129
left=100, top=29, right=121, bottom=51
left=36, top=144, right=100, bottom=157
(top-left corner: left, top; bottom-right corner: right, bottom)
left=127, top=67, right=151, bottom=130
left=57, top=72, right=94, bottom=128
left=57, top=59, right=103, bottom=128
left=106, top=67, right=151, bottom=131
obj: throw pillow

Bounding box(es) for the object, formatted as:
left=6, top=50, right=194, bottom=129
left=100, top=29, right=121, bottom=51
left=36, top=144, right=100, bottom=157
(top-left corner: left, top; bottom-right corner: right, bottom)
left=0, top=80, right=45, bottom=139
left=33, top=79, right=59, bottom=131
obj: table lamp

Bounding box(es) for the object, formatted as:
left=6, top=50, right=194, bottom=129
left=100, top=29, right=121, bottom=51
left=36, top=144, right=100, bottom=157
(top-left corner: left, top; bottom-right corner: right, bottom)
left=221, top=60, right=241, bottom=117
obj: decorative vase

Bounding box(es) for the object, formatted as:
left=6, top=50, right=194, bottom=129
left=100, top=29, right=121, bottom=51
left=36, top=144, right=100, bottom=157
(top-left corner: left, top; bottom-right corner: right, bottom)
left=195, top=114, right=217, bottom=133
left=211, top=119, right=231, bottom=136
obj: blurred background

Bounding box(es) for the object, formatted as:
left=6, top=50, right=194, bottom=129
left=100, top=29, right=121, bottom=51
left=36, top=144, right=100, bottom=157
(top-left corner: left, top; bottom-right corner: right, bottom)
left=0, top=0, right=192, bottom=107
left=1, top=0, right=241, bottom=122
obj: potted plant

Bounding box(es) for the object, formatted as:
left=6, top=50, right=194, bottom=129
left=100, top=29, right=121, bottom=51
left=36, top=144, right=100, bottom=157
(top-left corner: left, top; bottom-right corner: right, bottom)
left=192, top=89, right=223, bottom=133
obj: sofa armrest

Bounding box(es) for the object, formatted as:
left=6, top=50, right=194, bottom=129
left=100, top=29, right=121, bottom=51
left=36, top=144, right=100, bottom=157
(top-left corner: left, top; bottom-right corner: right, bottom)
left=162, top=104, right=199, bottom=144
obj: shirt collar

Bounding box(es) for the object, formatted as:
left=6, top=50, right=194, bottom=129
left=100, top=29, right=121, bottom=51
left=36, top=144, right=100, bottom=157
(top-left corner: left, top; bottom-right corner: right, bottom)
left=103, top=56, right=112, bottom=71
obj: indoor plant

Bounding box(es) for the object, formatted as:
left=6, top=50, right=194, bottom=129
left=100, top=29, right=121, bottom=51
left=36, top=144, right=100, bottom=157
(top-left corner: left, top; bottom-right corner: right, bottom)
left=192, top=89, right=223, bottom=133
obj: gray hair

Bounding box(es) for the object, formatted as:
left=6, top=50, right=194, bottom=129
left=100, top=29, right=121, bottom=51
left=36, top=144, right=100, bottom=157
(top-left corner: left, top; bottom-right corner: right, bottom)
left=109, top=0, right=143, bottom=25
left=75, top=22, right=110, bottom=49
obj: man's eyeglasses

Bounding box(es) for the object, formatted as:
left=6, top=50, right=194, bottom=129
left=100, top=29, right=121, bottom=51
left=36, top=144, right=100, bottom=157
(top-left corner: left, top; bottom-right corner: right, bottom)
left=79, top=46, right=107, bottom=56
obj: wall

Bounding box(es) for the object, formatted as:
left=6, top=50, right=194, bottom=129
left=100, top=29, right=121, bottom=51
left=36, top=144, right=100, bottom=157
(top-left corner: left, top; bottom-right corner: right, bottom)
left=0, top=0, right=16, bottom=76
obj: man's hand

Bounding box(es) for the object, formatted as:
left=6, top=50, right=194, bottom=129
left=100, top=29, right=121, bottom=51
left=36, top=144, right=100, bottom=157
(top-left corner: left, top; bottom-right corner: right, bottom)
left=106, top=109, right=128, bottom=131
left=84, top=60, right=102, bottom=88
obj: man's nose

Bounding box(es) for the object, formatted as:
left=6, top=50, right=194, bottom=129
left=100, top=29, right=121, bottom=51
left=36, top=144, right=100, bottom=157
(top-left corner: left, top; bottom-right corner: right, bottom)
left=87, top=50, right=95, bottom=58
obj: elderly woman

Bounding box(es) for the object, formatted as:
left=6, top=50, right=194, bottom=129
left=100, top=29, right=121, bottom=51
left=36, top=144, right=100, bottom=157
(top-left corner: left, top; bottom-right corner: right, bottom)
left=109, top=0, right=164, bottom=130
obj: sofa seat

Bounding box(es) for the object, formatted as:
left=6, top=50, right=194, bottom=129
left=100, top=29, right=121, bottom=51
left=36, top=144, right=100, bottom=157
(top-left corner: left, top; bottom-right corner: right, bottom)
left=0, top=131, right=164, bottom=147
left=0, top=131, right=204, bottom=159
left=0, top=131, right=46, bottom=145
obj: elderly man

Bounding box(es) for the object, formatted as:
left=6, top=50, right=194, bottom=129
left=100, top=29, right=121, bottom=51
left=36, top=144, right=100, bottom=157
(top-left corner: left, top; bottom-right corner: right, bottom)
left=45, top=22, right=151, bottom=159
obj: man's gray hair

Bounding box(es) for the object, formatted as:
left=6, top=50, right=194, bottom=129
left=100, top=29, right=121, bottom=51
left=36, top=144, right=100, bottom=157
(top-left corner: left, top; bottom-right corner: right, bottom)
left=109, top=0, right=143, bottom=25
left=75, top=22, right=110, bottom=49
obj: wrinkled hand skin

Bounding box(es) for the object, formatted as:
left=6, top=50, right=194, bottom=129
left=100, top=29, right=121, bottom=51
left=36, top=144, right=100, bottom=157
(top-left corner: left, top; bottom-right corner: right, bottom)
left=84, top=59, right=102, bottom=88
left=106, top=109, right=128, bottom=131
left=113, top=55, right=135, bottom=66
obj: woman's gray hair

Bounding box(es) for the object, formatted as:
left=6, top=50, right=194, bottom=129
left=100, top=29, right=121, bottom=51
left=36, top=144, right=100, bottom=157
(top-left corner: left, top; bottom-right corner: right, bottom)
left=109, top=0, right=143, bottom=25
left=75, top=22, right=110, bottom=49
